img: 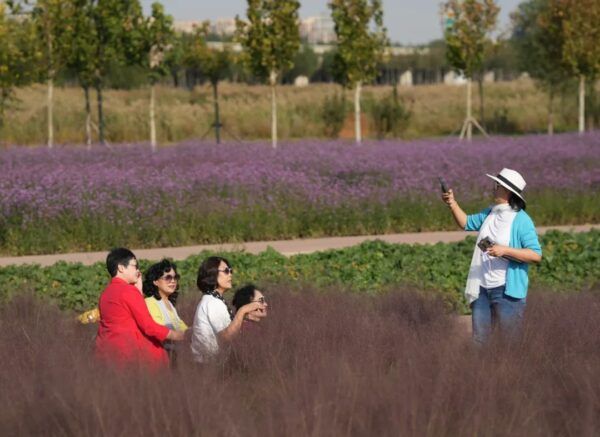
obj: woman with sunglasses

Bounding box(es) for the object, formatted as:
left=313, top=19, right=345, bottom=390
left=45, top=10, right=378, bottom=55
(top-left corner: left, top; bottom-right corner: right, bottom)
left=142, top=259, right=188, bottom=362
left=442, top=168, right=542, bottom=345
left=232, top=284, right=268, bottom=332
left=191, top=257, right=266, bottom=363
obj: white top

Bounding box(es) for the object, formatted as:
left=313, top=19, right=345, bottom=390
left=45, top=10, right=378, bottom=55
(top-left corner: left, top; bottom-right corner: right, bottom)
left=478, top=204, right=517, bottom=289
left=191, top=294, right=231, bottom=363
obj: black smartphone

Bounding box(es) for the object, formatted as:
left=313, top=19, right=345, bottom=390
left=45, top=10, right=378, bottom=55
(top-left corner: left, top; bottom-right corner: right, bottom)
left=438, top=177, right=449, bottom=194
left=477, top=236, right=495, bottom=252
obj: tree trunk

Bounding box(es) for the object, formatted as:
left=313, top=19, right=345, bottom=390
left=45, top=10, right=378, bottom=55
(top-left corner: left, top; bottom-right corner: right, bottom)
left=478, top=74, right=484, bottom=130
left=579, top=75, right=585, bottom=134
left=95, top=82, right=105, bottom=145
left=270, top=70, right=278, bottom=149
left=150, top=83, right=156, bottom=151
left=466, top=78, right=472, bottom=141
left=212, top=81, right=221, bottom=144
left=547, top=89, right=554, bottom=136
left=354, top=81, right=362, bottom=145
left=587, top=78, right=597, bottom=130
left=47, top=75, right=54, bottom=148
left=84, top=86, right=92, bottom=148
left=46, top=23, right=54, bottom=149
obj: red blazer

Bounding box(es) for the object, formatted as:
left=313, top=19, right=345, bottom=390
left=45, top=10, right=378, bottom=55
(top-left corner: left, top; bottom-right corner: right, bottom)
left=96, top=277, right=170, bottom=368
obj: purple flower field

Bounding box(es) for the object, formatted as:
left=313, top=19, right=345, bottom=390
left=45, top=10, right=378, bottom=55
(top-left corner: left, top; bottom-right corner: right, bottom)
left=1, top=132, right=598, bottom=220
left=0, top=132, right=598, bottom=254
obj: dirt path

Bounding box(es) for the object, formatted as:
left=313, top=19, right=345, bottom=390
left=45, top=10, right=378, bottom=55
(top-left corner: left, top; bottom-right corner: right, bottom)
left=0, top=224, right=595, bottom=267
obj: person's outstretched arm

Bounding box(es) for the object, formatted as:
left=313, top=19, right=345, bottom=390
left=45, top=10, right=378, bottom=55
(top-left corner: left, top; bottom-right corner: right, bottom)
left=217, top=302, right=264, bottom=343
left=442, top=189, right=467, bottom=229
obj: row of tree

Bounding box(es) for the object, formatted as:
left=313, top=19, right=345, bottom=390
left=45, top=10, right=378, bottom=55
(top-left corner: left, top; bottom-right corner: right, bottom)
left=0, top=0, right=385, bottom=148
left=1, top=0, right=598, bottom=148
left=444, top=0, right=599, bottom=140
left=511, top=0, right=600, bottom=135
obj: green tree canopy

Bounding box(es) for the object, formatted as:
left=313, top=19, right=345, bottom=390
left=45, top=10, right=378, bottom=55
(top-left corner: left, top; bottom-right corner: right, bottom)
left=329, top=0, right=388, bottom=144
left=443, top=0, right=499, bottom=79
left=329, top=0, right=388, bottom=87
left=236, top=0, right=301, bottom=148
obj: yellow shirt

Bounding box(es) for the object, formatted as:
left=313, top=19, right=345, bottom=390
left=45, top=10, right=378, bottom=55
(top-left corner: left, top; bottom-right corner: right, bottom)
left=144, top=297, right=188, bottom=332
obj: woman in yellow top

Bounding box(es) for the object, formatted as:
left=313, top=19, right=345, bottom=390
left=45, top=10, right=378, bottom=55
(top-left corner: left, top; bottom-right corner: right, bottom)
left=142, top=259, right=188, bottom=364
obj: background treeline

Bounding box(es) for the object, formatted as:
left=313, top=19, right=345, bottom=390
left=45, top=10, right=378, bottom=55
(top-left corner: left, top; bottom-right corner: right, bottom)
left=0, top=0, right=599, bottom=146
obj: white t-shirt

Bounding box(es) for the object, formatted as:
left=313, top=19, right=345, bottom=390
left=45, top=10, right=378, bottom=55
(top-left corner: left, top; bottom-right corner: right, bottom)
left=191, top=294, right=231, bottom=363
left=479, top=204, right=517, bottom=289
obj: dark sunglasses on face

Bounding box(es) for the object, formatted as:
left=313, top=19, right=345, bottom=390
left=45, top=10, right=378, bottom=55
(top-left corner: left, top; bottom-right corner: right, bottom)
left=161, top=274, right=180, bottom=282
left=218, top=267, right=234, bottom=275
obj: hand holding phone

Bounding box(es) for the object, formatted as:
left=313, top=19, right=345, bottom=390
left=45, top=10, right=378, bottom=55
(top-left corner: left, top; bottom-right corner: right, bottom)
left=438, top=177, right=449, bottom=194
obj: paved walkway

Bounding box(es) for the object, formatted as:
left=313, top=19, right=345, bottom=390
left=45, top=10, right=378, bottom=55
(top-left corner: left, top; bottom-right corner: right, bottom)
left=1, top=224, right=595, bottom=267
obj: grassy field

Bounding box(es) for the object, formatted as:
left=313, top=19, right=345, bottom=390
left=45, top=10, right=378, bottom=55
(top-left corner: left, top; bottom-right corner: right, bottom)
left=2, top=289, right=600, bottom=435
left=1, top=78, right=584, bottom=145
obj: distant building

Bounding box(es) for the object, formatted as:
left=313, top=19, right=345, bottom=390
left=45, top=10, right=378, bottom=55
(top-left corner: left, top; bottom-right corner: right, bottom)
left=210, top=18, right=237, bottom=37
left=399, top=70, right=413, bottom=87
left=294, top=76, right=310, bottom=87
left=173, top=20, right=204, bottom=34
left=300, top=15, right=336, bottom=44
left=444, top=71, right=467, bottom=85
left=176, top=15, right=336, bottom=44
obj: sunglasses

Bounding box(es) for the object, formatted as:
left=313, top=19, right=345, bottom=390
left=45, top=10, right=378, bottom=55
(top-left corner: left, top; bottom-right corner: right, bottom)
left=253, top=296, right=267, bottom=304
left=218, top=267, right=234, bottom=275
left=160, top=274, right=180, bottom=282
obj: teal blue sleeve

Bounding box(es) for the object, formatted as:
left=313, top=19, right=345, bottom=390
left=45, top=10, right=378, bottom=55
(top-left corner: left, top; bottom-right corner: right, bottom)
left=465, top=208, right=492, bottom=232
left=519, top=216, right=542, bottom=255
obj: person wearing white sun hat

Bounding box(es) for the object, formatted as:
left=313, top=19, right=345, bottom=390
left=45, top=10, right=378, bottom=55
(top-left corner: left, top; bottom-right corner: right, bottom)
left=441, top=168, right=542, bottom=344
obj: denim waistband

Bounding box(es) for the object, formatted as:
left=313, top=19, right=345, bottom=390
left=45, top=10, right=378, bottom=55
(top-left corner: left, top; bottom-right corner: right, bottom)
left=479, top=284, right=506, bottom=293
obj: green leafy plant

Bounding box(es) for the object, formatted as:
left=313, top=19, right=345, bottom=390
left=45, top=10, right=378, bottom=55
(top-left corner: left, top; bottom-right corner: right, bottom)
left=1, top=230, right=597, bottom=315
left=369, top=86, right=411, bottom=139
left=320, top=91, right=348, bottom=138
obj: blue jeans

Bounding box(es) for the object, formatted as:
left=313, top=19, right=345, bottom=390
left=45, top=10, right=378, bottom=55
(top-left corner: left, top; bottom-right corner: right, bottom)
left=471, top=285, right=526, bottom=345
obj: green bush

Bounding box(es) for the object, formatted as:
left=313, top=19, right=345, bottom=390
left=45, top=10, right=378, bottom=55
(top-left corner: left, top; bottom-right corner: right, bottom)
left=369, top=86, right=411, bottom=139
left=320, top=91, right=348, bottom=138
left=1, top=230, right=597, bottom=314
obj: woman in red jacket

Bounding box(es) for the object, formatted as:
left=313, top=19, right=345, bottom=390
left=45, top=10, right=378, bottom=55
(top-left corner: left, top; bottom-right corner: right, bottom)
left=95, top=248, right=184, bottom=369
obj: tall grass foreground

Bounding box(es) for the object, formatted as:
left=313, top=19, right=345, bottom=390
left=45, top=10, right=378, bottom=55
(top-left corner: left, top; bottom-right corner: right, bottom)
left=1, top=288, right=599, bottom=435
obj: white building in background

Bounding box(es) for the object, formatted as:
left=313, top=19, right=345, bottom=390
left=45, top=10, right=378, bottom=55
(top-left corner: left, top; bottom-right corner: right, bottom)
left=300, top=15, right=336, bottom=44
left=174, top=20, right=204, bottom=33
left=399, top=70, right=413, bottom=87
left=174, top=16, right=336, bottom=44
left=294, top=76, right=310, bottom=87
left=484, top=71, right=495, bottom=83
left=210, top=18, right=237, bottom=37
left=444, top=71, right=467, bottom=85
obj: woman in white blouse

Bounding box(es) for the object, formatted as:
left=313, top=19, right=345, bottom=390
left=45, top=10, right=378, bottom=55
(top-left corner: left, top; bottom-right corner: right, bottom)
left=191, top=256, right=266, bottom=363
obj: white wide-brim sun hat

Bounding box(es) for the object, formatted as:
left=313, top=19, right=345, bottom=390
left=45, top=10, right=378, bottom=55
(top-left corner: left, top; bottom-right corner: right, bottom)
left=486, top=168, right=526, bottom=202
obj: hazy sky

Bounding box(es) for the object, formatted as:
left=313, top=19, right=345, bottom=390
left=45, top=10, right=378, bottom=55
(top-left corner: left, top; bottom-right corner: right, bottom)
left=141, top=0, right=523, bottom=45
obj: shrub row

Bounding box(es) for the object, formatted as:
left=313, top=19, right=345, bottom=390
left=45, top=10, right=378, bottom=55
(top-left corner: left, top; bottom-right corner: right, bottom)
left=3, top=192, right=599, bottom=256
left=1, top=230, right=597, bottom=314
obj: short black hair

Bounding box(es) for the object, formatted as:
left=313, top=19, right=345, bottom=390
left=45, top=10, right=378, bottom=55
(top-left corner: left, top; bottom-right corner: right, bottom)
left=196, top=256, right=231, bottom=293
left=509, top=193, right=526, bottom=211
left=142, top=259, right=179, bottom=305
left=232, top=284, right=258, bottom=312
left=106, top=248, right=136, bottom=277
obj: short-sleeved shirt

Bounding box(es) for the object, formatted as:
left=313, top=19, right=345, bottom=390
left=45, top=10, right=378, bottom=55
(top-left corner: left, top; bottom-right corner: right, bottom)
left=191, top=294, right=231, bottom=363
